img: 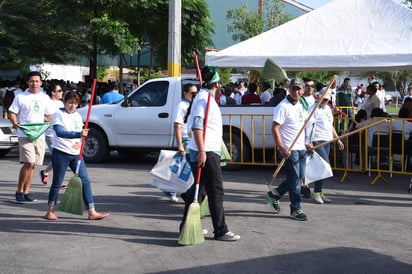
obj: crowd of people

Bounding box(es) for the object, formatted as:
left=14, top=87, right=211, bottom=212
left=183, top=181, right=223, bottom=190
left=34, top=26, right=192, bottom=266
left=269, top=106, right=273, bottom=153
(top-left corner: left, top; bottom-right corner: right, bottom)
left=3, top=72, right=109, bottom=221
left=1, top=70, right=411, bottom=243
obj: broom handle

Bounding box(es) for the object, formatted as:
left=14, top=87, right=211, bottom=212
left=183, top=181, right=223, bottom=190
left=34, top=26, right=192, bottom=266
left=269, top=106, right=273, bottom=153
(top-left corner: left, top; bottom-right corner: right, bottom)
left=75, top=79, right=97, bottom=175
left=194, top=92, right=211, bottom=201
left=193, top=51, right=202, bottom=88
left=269, top=76, right=336, bottom=185
left=312, top=119, right=387, bottom=150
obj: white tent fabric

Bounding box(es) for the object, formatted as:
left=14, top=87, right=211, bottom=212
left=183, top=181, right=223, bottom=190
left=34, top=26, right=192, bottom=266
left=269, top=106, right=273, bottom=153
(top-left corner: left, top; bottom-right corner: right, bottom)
left=205, top=0, right=412, bottom=71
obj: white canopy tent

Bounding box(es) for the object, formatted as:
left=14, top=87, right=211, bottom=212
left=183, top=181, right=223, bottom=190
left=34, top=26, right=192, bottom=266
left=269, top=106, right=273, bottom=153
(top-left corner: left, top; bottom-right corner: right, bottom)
left=205, top=0, right=412, bottom=71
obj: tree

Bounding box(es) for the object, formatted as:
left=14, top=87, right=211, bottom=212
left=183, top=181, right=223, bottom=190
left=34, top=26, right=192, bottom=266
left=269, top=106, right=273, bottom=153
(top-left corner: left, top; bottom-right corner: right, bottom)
left=0, top=0, right=87, bottom=70
left=226, top=0, right=291, bottom=42
left=404, top=0, right=412, bottom=8
left=226, top=0, right=291, bottom=85
left=1, top=0, right=214, bottom=83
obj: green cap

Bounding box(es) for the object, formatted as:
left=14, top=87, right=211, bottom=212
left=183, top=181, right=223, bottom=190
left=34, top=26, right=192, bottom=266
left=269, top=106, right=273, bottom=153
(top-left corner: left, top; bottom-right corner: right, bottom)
left=202, top=66, right=220, bottom=84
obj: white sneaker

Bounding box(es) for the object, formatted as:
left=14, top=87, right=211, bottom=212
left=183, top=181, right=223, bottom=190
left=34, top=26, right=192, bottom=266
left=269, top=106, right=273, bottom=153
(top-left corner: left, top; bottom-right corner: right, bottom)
left=169, top=196, right=179, bottom=203
left=215, top=231, right=240, bottom=241
left=321, top=193, right=332, bottom=203
left=313, top=192, right=324, bottom=204
left=202, top=229, right=208, bottom=235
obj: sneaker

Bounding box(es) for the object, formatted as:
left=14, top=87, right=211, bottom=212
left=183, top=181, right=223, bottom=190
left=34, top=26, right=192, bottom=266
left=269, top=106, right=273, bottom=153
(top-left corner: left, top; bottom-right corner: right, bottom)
left=169, top=196, right=179, bottom=203
left=320, top=193, right=332, bottom=203
left=266, top=191, right=280, bottom=214
left=202, top=229, right=208, bottom=235
left=15, top=192, right=25, bottom=204
left=40, top=170, right=48, bottom=185
left=215, top=231, right=240, bottom=241
left=23, top=193, right=38, bottom=202
left=313, top=192, right=324, bottom=204
left=290, top=209, right=307, bottom=221
left=301, top=186, right=311, bottom=198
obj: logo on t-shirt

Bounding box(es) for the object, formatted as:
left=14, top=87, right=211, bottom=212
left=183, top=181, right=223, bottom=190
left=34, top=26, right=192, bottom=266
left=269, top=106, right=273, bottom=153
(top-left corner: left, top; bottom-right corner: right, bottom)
left=32, top=100, right=41, bottom=113
left=298, top=110, right=304, bottom=122
left=72, top=121, right=82, bottom=132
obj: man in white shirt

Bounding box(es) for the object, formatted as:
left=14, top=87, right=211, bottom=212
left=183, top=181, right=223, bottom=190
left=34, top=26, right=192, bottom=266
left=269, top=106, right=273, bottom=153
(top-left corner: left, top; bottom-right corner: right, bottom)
left=266, top=78, right=313, bottom=221
left=9, top=71, right=53, bottom=203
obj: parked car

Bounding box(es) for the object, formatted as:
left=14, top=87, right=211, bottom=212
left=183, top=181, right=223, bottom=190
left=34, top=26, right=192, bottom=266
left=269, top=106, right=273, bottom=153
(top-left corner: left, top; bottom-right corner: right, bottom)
left=0, top=118, right=18, bottom=156
left=384, top=94, right=393, bottom=105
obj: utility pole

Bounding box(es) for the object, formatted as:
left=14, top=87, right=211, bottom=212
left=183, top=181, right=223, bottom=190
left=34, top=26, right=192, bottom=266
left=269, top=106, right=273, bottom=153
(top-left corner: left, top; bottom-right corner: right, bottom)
left=168, top=0, right=181, bottom=77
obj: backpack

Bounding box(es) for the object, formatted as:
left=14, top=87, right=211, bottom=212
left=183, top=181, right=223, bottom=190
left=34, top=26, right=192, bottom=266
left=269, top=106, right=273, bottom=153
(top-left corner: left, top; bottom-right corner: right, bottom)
left=2, top=88, right=15, bottom=111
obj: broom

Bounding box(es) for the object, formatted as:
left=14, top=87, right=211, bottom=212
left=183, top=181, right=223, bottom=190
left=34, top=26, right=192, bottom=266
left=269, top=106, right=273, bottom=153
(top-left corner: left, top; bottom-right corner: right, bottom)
left=178, top=51, right=209, bottom=245
left=59, top=79, right=97, bottom=215
left=200, top=196, right=210, bottom=218
left=261, top=58, right=289, bottom=82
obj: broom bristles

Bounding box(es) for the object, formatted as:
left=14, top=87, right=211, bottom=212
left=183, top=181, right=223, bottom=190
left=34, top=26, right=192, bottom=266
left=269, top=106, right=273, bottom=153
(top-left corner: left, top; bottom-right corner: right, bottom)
left=261, top=58, right=289, bottom=82
left=178, top=201, right=205, bottom=245
left=58, top=175, right=84, bottom=215
left=200, top=196, right=211, bottom=218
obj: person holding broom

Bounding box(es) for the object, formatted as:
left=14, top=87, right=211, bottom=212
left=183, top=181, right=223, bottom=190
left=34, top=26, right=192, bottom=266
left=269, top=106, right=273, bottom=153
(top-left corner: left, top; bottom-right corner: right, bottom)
left=266, top=78, right=313, bottom=221
left=180, top=66, right=240, bottom=242
left=44, top=91, right=109, bottom=221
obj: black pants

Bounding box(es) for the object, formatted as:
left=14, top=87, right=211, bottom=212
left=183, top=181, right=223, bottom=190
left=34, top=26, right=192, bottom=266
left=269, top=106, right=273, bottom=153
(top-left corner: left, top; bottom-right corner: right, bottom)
left=180, top=152, right=228, bottom=238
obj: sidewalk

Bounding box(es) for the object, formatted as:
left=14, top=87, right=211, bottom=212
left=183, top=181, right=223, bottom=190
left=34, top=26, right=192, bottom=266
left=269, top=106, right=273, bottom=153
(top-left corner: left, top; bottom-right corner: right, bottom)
left=0, top=153, right=411, bottom=274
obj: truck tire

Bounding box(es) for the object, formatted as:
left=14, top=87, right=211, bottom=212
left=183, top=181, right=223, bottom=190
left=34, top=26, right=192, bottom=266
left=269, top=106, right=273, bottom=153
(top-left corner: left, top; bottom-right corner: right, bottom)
left=222, top=132, right=250, bottom=171
left=83, top=128, right=109, bottom=163
left=0, top=149, right=11, bottom=157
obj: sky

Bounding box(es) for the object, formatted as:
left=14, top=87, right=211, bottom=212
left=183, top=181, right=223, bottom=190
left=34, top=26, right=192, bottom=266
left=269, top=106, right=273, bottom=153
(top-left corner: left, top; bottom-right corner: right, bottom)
left=299, top=0, right=403, bottom=9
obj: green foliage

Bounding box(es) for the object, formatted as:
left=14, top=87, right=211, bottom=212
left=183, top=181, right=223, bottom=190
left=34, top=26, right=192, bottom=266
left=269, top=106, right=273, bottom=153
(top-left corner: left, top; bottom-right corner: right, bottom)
left=97, top=66, right=109, bottom=81
left=128, top=67, right=162, bottom=83
left=404, top=0, right=412, bottom=8
left=91, top=14, right=139, bottom=56
left=227, top=0, right=291, bottom=42
left=292, top=71, right=342, bottom=86
left=0, top=0, right=214, bottom=77
left=0, top=0, right=87, bottom=69
left=217, top=68, right=232, bottom=86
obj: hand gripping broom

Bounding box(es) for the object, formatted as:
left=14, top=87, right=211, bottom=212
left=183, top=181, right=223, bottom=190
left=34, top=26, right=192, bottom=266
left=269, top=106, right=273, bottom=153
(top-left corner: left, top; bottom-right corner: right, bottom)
left=178, top=92, right=211, bottom=245
left=178, top=51, right=209, bottom=245
left=266, top=64, right=336, bottom=193
left=59, top=79, right=97, bottom=215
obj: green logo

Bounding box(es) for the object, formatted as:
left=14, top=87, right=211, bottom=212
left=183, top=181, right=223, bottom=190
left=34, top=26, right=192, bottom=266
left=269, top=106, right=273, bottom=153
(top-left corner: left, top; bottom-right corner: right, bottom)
left=73, top=121, right=82, bottom=132
left=32, top=100, right=41, bottom=112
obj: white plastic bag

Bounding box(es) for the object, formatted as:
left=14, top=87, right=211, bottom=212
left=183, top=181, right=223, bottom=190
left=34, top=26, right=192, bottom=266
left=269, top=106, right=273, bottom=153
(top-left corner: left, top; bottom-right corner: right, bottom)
left=304, top=151, right=333, bottom=185
left=151, top=150, right=194, bottom=193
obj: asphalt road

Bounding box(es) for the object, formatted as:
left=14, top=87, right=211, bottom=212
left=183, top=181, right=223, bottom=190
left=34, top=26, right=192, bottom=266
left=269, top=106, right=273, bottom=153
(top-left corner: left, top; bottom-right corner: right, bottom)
left=0, top=150, right=411, bottom=274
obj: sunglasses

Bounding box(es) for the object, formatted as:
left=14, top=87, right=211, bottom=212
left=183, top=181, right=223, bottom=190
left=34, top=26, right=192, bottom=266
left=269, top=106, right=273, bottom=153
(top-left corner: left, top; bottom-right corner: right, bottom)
left=305, top=85, right=315, bottom=88
left=55, top=89, right=62, bottom=92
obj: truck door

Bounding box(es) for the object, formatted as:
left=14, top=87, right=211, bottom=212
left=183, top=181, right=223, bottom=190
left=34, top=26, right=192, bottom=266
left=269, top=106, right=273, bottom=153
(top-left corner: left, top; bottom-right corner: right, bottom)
left=112, top=80, right=174, bottom=147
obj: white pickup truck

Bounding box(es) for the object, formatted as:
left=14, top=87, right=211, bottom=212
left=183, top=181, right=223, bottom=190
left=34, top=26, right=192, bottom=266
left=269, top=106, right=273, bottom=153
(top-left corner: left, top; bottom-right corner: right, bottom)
left=77, top=77, right=275, bottom=166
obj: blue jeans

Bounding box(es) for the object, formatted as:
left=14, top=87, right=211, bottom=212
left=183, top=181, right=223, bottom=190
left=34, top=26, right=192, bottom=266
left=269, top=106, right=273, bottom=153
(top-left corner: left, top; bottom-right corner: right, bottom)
left=312, top=141, right=331, bottom=193
left=276, top=150, right=306, bottom=212
left=48, top=149, right=94, bottom=209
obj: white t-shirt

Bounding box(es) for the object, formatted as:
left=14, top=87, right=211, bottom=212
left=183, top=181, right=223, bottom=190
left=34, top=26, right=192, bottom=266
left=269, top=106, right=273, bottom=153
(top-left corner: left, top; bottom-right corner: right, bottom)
left=187, top=88, right=222, bottom=152
left=45, top=99, right=64, bottom=137
left=260, top=90, right=272, bottom=104
left=9, top=91, right=53, bottom=138
left=52, top=109, right=84, bottom=155
left=308, top=103, right=334, bottom=142
left=231, top=92, right=242, bottom=105
left=273, top=98, right=307, bottom=150
left=303, top=94, right=316, bottom=106
left=173, top=99, right=190, bottom=138
left=376, top=89, right=386, bottom=111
